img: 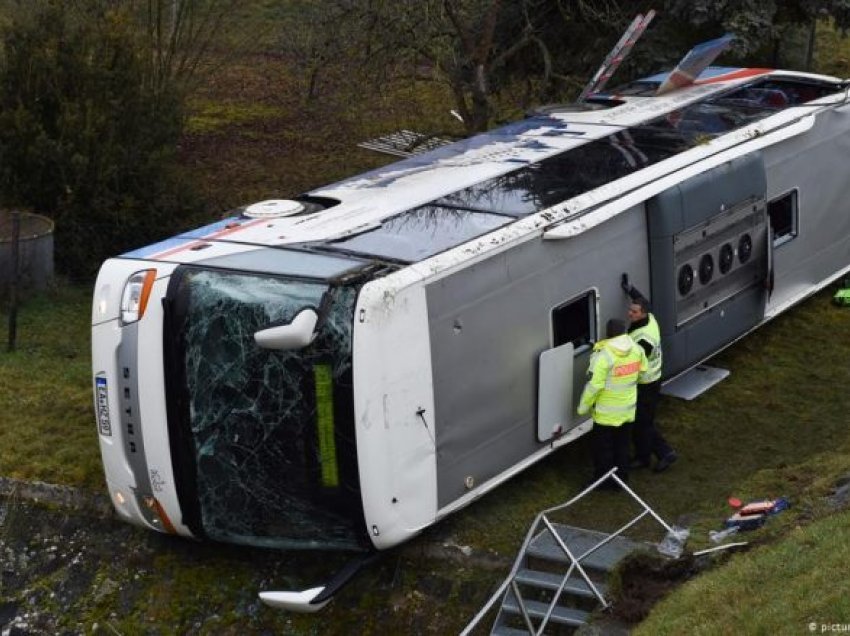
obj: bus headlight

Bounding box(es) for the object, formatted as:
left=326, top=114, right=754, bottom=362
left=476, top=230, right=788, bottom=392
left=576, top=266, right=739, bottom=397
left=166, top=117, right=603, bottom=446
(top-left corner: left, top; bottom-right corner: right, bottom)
left=120, top=270, right=157, bottom=325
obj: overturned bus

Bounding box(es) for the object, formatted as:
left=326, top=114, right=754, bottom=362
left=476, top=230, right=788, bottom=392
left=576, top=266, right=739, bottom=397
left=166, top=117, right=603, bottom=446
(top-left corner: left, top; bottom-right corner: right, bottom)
left=92, top=64, right=850, bottom=604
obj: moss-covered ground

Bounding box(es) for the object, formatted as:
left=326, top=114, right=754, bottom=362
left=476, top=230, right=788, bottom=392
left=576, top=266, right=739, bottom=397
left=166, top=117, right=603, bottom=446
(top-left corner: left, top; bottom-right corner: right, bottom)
left=0, top=284, right=99, bottom=489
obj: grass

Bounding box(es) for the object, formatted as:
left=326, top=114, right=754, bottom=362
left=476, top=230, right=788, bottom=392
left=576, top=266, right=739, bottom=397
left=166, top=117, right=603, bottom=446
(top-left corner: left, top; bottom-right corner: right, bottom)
left=815, top=20, right=850, bottom=78
left=637, top=508, right=850, bottom=634
left=185, top=99, right=286, bottom=135
left=0, top=283, right=102, bottom=490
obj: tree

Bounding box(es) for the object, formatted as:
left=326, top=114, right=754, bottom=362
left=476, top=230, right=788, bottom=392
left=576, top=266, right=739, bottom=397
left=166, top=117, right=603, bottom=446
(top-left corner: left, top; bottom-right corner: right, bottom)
left=302, top=0, right=650, bottom=134
left=133, top=0, right=242, bottom=96
left=0, top=1, right=200, bottom=278
left=291, top=0, right=850, bottom=137
left=292, top=0, right=532, bottom=134
left=662, top=0, right=850, bottom=69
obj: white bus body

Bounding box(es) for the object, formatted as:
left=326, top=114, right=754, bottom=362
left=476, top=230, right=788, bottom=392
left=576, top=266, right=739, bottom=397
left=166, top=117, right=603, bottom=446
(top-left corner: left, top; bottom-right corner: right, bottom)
left=92, top=67, right=850, bottom=557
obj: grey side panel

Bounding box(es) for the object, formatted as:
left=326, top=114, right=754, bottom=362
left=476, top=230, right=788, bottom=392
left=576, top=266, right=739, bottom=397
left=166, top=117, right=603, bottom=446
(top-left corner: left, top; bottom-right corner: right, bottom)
left=427, top=206, right=649, bottom=508
left=648, top=154, right=768, bottom=377
left=116, top=323, right=161, bottom=529
left=762, top=105, right=850, bottom=312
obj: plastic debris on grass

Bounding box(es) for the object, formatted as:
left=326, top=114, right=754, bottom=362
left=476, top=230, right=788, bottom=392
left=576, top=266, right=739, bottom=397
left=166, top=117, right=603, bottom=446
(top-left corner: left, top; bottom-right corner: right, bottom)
left=657, top=526, right=690, bottom=558
left=721, top=497, right=790, bottom=532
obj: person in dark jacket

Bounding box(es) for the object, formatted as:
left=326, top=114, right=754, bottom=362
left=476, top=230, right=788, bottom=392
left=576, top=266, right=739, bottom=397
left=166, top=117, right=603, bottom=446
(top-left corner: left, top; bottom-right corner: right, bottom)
left=622, top=277, right=678, bottom=472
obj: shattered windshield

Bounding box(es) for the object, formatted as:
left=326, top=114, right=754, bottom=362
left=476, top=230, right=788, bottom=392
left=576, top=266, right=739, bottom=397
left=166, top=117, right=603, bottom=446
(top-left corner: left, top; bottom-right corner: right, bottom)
left=167, top=268, right=367, bottom=550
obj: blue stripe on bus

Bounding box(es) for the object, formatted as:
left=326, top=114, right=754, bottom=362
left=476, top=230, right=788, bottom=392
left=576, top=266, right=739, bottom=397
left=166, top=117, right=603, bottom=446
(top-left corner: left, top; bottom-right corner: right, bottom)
left=120, top=217, right=242, bottom=259
left=176, top=217, right=242, bottom=238
left=121, top=237, right=193, bottom=259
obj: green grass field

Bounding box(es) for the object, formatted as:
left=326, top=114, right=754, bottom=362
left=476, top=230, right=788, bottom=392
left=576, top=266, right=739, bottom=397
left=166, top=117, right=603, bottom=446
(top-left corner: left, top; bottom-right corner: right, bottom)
left=0, top=284, right=101, bottom=489
left=638, top=508, right=850, bottom=634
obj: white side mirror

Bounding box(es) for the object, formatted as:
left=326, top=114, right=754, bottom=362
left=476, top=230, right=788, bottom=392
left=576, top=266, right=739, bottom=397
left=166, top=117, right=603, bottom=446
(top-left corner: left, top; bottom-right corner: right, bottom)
left=254, top=308, right=318, bottom=351
left=258, top=586, right=330, bottom=613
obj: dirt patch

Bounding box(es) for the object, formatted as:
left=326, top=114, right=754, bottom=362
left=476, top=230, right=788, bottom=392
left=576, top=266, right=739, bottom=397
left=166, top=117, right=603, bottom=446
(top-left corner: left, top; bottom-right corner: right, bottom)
left=0, top=478, right=111, bottom=518
left=609, top=552, right=702, bottom=624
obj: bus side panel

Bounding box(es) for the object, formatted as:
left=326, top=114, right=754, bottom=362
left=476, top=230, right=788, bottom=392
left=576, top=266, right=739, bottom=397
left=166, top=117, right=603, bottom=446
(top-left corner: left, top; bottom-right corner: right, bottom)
left=763, top=104, right=850, bottom=314
left=648, top=153, right=768, bottom=377
left=426, top=206, right=650, bottom=509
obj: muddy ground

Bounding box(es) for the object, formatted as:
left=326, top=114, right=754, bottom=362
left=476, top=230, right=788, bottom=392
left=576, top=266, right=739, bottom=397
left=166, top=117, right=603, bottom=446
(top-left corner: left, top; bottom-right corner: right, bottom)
left=0, top=478, right=705, bottom=635
left=6, top=475, right=848, bottom=634
left=0, top=479, right=510, bottom=635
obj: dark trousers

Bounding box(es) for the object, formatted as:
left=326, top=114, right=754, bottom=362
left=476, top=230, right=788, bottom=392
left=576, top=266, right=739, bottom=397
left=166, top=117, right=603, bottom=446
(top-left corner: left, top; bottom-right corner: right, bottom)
left=633, top=380, right=673, bottom=462
left=591, top=421, right=631, bottom=482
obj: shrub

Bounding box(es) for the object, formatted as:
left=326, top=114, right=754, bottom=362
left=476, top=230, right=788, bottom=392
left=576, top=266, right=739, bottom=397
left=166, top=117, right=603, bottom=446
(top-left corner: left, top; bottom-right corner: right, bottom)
left=0, top=1, right=200, bottom=280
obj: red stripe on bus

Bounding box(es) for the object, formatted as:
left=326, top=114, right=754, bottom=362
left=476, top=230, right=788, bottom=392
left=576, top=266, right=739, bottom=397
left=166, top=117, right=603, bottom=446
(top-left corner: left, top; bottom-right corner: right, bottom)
left=150, top=218, right=268, bottom=260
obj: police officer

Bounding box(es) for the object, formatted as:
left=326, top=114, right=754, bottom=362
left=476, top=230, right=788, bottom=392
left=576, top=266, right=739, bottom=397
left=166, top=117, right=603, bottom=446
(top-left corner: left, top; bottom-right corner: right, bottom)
left=626, top=294, right=678, bottom=472
left=577, top=319, right=647, bottom=487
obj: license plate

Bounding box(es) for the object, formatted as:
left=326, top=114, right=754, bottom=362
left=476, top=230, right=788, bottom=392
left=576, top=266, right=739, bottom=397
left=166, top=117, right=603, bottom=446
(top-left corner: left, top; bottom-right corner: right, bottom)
left=95, top=376, right=112, bottom=436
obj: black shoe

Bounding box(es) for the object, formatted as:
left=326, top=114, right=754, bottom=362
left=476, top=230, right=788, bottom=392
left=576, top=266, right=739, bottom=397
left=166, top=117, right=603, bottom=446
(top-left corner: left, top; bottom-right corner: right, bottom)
left=653, top=451, right=678, bottom=473
left=630, top=458, right=651, bottom=470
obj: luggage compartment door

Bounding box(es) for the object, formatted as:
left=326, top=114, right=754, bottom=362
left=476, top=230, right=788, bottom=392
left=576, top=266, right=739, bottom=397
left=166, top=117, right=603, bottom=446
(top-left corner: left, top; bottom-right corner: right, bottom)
left=648, top=153, right=769, bottom=377
left=537, top=342, right=574, bottom=442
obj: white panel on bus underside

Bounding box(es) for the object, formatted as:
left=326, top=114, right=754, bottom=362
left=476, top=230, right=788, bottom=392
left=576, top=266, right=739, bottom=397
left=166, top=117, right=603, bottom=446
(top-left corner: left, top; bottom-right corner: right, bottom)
left=352, top=274, right=438, bottom=549
left=537, top=342, right=574, bottom=442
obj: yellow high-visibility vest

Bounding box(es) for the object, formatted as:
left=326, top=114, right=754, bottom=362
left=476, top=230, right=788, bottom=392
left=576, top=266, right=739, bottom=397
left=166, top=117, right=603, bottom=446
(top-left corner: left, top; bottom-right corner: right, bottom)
left=630, top=313, right=662, bottom=383
left=577, top=334, right=647, bottom=426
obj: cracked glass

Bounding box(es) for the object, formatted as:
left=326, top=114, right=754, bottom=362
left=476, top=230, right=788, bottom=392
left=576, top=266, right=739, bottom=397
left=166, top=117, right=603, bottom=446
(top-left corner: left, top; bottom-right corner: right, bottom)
left=177, top=269, right=365, bottom=549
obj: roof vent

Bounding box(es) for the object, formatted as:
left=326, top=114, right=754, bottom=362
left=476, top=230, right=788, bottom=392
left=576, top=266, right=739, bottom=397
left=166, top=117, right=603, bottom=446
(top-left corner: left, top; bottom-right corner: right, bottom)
left=242, top=199, right=305, bottom=219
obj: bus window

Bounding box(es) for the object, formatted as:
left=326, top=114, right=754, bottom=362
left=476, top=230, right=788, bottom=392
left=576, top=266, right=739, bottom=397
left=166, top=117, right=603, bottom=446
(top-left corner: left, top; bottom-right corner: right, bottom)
left=768, top=190, right=798, bottom=247
left=552, top=291, right=597, bottom=352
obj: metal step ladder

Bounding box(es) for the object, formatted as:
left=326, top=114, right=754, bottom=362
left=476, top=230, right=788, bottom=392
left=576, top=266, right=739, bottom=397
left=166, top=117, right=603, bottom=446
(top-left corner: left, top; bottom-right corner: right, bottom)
left=461, top=469, right=676, bottom=635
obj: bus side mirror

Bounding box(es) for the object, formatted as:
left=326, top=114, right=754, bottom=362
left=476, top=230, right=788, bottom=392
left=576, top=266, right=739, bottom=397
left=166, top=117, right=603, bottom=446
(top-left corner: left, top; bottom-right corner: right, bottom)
left=254, top=308, right=318, bottom=351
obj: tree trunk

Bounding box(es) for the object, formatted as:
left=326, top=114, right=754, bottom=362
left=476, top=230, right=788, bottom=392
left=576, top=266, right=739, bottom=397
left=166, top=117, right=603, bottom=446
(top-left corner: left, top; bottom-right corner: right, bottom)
left=469, top=64, right=492, bottom=132
left=804, top=18, right=816, bottom=71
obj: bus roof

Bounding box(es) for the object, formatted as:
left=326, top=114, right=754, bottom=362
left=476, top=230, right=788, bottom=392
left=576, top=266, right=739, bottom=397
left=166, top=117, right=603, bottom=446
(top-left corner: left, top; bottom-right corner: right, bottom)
left=123, top=67, right=845, bottom=266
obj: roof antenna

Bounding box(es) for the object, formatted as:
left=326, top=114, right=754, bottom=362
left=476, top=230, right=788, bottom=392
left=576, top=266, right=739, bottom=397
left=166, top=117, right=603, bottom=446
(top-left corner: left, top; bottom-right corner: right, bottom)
left=577, top=10, right=656, bottom=102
